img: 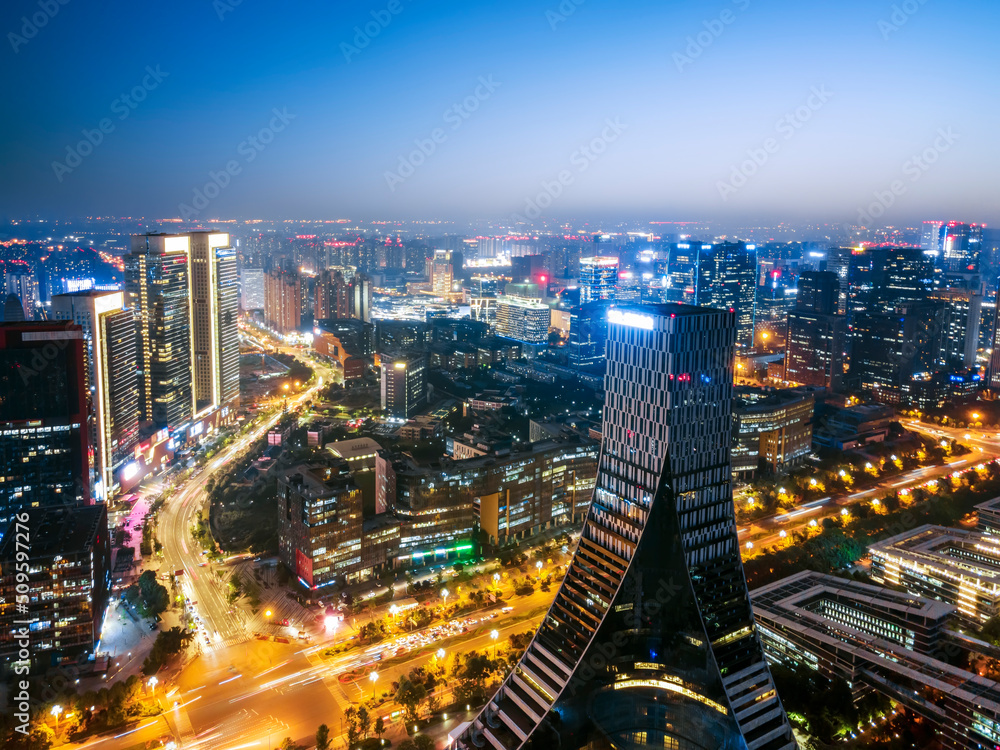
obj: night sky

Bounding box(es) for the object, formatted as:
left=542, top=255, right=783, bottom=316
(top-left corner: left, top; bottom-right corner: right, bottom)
left=2, top=0, right=998, bottom=225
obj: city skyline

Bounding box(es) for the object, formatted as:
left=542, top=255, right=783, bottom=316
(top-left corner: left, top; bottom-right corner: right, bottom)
left=2, top=1, right=999, bottom=225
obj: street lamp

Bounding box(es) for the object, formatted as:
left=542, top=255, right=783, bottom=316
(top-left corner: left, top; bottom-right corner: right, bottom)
left=370, top=671, right=379, bottom=700
left=441, top=587, right=450, bottom=608
left=535, top=560, right=543, bottom=579
left=51, top=704, right=63, bottom=732
left=490, top=629, right=499, bottom=659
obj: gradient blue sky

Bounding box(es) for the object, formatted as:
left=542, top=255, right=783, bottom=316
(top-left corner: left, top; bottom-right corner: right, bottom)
left=2, top=0, right=998, bottom=226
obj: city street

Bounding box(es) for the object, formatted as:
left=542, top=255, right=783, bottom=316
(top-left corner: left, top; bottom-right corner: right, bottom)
left=738, top=419, right=999, bottom=552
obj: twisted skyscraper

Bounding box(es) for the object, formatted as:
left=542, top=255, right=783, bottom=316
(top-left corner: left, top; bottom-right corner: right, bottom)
left=458, top=304, right=795, bottom=750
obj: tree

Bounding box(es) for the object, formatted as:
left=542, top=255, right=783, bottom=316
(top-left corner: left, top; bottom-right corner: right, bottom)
left=345, top=706, right=361, bottom=747
left=357, top=706, right=371, bottom=739
left=395, top=677, right=428, bottom=723
left=374, top=716, right=386, bottom=742
left=278, top=739, right=303, bottom=750
left=414, top=735, right=434, bottom=750
left=981, top=615, right=1000, bottom=646
left=315, top=724, right=330, bottom=750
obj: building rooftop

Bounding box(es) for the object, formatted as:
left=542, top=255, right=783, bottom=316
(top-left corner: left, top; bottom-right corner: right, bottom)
left=869, top=524, right=1000, bottom=590
left=280, top=463, right=357, bottom=497
left=327, top=437, right=383, bottom=462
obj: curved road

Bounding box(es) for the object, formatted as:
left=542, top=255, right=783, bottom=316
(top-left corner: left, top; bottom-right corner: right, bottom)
left=156, top=351, right=335, bottom=648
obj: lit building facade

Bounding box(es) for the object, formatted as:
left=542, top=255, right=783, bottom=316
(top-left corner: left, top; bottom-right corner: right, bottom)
left=753, top=571, right=1000, bottom=750
left=189, top=233, right=240, bottom=414
left=0, top=503, right=111, bottom=665
left=568, top=300, right=611, bottom=367
left=51, top=291, right=139, bottom=501
left=3, top=270, right=38, bottom=321
left=0, top=322, right=90, bottom=534
left=277, top=464, right=363, bottom=588
left=126, top=234, right=192, bottom=428
left=579, top=256, right=619, bottom=303
left=457, top=304, right=794, bottom=750
left=265, top=269, right=302, bottom=335
left=869, top=525, right=1000, bottom=625
left=731, top=387, right=814, bottom=480
left=381, top=354, right=426, bottom=418
left=240, top=267, right=265, bottom=311
left=496, top=297, right=550, bottom=345
left=432, top=249, right=454, bottom=296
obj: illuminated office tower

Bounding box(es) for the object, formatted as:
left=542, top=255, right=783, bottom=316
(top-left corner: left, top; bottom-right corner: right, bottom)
left=579, top=256, right=618, bottom=303
left=941, top=222, right=984, bottom=275
left=432, top=249, right=454, bottom=296
left=189, top=233, right=239, bottom=414
left=0, top=322, right=90, bottom=535
left=700, top=241, right=757, bottom=347
left=380, top=354, right=426, bottom=418
left=664, top=241, right=708, bottom=305
left=496, top=297, right=550, bottom=345
left=51, top=291, right=139, bottom=500
left=240, top=267, right=265, bottom=311
left=921, top=220, right=945, bottom=258
left=927, top=289, right=982, bottom=369
left=457, top=304, right=795, bottom=750
left=125, top=235, right=193, bottom=428
left=784, top=271, right=846, bottom=389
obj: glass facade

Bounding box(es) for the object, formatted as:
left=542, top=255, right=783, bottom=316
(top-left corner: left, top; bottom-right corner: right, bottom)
left=457, top=304, right=794, bottom=750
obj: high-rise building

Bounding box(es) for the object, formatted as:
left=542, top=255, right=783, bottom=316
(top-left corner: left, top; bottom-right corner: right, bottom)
left=664, top=241, right=707, bottom=305
left=240, top=267, right=265, bottom=311
left=579, top=256, right=618, bottom=303
left=350, top=272, right=372, bottom=323
left=699, top=241, right=757, bottom=347
left=51, top=291, right=139, bottom=501
left=380, top=354, right=426, bottom=418
left=0, top=322, right=90, bottom=534
left=457, top=304, right=794, bottom=750
left=927, top=289, right=982, bottom=369
left=853, top=303, right=944, bottom=403
left=567, top=300, right=611, bottom=367
left=189, top=233, right=239, bottom=414
left=277, top=463, right=364, bottom=588
left=870, top=246, right=935, bottom=312
left=823, top=247, right=851, bottom=315
left=783, top=271, right=846, bottom=389
left=793, top=270, right=839, bottom=314
left=127, top=232, right=239, bottom=428
left=496, top=297, right=550, bottom=345
left=0, top=504, right=110, bottom=665
left=4, top=270, right=38, bottom=321
left=921, top=220, right=945, bottom=258
left=941, top=222, right=985, bottom=275
left=432, top=249, right=454, bottom=296
left=126, top=234, right=194, bottom=428
left=314, top=268, right=351, bottom=320
left=265, top=269, right=302, bottom=335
